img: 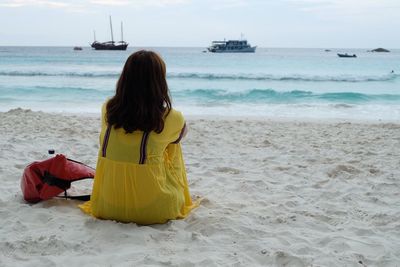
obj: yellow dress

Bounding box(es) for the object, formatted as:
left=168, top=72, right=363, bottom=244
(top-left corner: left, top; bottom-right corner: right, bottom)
left=79, top=104, right=198, bottom=224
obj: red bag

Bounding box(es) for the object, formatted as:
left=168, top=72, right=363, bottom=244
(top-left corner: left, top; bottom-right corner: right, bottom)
left=21, top=154, right=95, bottom=203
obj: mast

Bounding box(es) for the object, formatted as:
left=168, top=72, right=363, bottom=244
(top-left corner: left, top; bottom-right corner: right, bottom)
left=109, top=16, right=114, bottom=43
left=93, top=30, right=96, bottom=42
left=121, top=21, right=124, bottom=42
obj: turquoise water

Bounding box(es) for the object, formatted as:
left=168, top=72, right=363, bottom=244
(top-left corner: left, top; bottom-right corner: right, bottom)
left=0, top=46, right=399, bottom=120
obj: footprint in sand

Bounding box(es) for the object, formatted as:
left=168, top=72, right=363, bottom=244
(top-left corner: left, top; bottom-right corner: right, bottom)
left=327, top=164, right=361, bottom=178
left=214, top=167, right=240, bottom=174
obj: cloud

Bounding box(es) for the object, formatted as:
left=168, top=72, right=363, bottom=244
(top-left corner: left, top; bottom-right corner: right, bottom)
left=0, top=0, right=189, bottom=9
left=285, top=0, right=400, bottom=12
left=202, top=0, right=247, bottom=10
left=87, top=0, right=190, bottom=8
left=213, top=0, right=247, bottom=8
left=0, top=0, right=72, bottom=8
left=282, top=0, right=400, bottom=22
left=89, top=0, right=131, bottom=6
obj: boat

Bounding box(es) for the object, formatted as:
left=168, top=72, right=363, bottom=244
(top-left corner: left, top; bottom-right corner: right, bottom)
left=91, top=16, right=128, bottom=51
left=207, top=39, right=256, bottom=53
left=337, top=53, right=357, bottom=58
left=73, top=46, right=82, bottom=51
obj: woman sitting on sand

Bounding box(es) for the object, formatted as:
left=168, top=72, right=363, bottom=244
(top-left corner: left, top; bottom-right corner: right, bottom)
left=80, top=50, right=198, bottom=224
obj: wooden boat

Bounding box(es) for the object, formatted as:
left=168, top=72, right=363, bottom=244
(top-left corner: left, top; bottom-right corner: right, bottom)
left=91, top=17, right=128, bottom=51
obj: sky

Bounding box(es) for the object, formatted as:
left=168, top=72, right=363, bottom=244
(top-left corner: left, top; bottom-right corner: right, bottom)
left=0, top=0, right=399, bottom=48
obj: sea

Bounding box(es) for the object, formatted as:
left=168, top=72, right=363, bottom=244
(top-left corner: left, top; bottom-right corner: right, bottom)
left=0, top=46, right=399, bottom=121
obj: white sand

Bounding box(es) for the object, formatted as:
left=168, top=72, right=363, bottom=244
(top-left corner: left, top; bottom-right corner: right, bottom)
left=1, top=108, right=399, bottom=266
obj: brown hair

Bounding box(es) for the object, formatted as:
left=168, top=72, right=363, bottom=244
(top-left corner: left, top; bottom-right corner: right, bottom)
left=106, top=50, right=172, bottom=133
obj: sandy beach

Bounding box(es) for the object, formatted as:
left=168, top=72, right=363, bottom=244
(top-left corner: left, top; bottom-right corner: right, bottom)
left=0, top=108, right=399, bottom=266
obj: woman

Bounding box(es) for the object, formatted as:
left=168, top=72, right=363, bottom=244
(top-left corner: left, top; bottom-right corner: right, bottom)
left=80, top=50, right=198, bottom=224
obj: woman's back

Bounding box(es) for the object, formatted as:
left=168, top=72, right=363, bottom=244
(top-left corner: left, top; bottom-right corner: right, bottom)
left=103, top=106, right=185, bottom=164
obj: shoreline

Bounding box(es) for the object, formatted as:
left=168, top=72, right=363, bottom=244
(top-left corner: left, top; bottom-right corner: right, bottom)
left=1, top=108, right=399, bottom=266
left=3, top=107, right=400, bottom=125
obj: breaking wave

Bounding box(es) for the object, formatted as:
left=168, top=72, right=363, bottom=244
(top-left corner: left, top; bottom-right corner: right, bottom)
left=174, top=89, right=400, bottom=103
left=0, top=70, right=398, bottom=82
left=168, top=73, right=399, bottom=82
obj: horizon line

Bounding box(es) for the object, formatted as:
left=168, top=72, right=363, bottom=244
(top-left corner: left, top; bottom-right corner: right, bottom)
left=0, top=45, right=398, bottom=50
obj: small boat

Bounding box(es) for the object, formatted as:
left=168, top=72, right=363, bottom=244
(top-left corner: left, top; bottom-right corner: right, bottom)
left=73, top=46, right=82, bottom=51
left=207, top=38, right=256, bottom=53
left=91, top=16, right=128, bottom=51
left=337, top=53, right=357, bottom=58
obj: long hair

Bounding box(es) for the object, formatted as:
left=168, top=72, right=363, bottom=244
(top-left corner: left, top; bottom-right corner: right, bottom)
left=106, top=50, right=172, bottom=133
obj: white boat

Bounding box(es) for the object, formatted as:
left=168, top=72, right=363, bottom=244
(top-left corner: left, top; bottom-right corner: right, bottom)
left=207, top=39, right=256, bottom=53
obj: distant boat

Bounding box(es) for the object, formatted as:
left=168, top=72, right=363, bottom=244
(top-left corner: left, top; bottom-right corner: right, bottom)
left=207, top=39, right=256, bottom=53
left=91, top=16, right=128, bottom=51
left=73, top=46, right=82, bottom=51
left=337, top=53, right=357, bottom=58
left=325, top=49, right=331, bottom=52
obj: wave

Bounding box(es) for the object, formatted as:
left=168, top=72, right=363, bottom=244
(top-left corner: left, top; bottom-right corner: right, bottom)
left=2, top=86, right=400, bottom=103
left=174, top=89, right=400, bottom=103
left=1, top=70, right=398, bottom=82
left=0, top=71, right=119, bottom=78
left=168, top=73, right=399, bottom=82
left=0, top=86, right=111, bottom=98
left=1, top=85, right=400, bottom=104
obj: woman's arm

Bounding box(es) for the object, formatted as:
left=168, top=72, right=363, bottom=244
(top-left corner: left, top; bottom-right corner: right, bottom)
left=172, top=122, right=187, bottom=144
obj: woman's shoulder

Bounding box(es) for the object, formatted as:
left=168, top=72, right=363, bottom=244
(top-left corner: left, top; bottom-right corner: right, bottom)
left=157, top=109, right=185, bottom=141
left=165, top=108, right=184, bottom=128
left=100, top=101, right=108, bottom=126
left=101, top=101, right=107, bottom=114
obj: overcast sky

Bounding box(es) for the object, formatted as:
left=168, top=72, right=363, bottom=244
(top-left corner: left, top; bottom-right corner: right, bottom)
left=1, top=0, right=399, bottom=48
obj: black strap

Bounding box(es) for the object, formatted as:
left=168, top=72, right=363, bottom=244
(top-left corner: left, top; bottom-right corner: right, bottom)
left=139, top=132, right=150, bottom=164
left=102, top=125, right=112, bottom=157
left=57, top=193, right=91, bottom=201
left=66, top=158, right=95, bottom=170
left=172, top=122, right=186, bottom=144
left=42, top=171, right=93, bottom=202
left=102, top=125, right=150, bottom=164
